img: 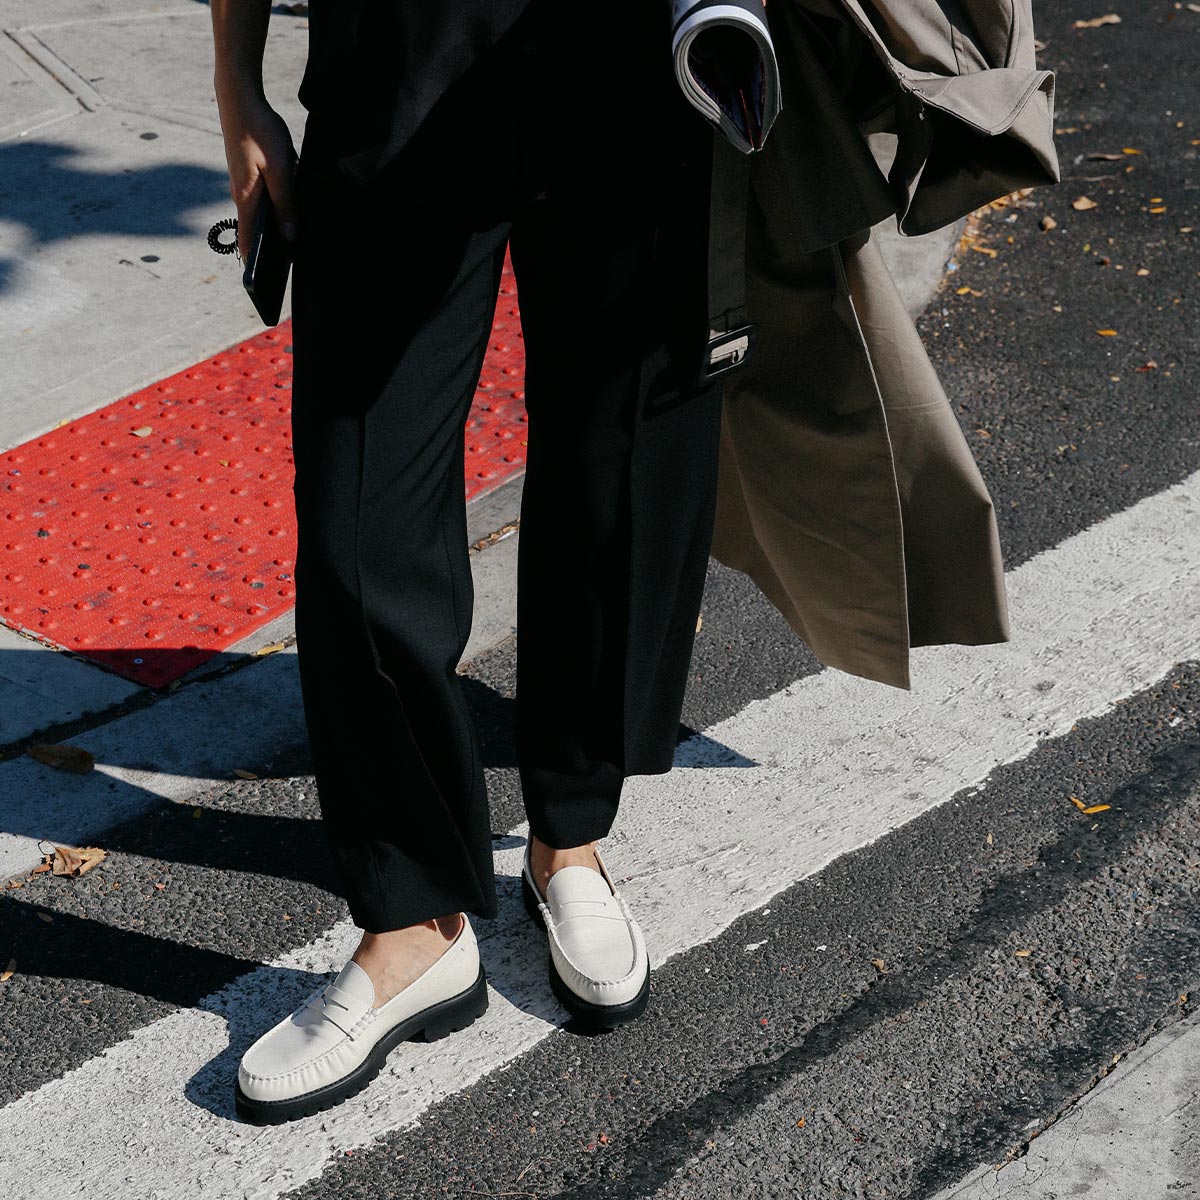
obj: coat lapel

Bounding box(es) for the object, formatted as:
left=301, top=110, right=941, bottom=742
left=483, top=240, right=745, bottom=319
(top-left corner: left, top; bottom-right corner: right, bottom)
left=711, top=200, right=914, bottom=689
left=711, top=218, right=1011, bottom=691
left=836, top=230, right=1011, bottom=656
left=707, top=0, right=1045, bottom=689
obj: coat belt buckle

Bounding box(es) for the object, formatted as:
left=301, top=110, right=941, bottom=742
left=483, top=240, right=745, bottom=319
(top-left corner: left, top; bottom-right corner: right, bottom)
left=702, top=323, right=755, bottom=383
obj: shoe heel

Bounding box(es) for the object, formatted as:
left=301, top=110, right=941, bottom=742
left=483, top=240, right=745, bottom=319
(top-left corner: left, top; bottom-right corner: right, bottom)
left=521, top=872, right=546, bottom=929
left=419, top=965, right=489, bottom=1042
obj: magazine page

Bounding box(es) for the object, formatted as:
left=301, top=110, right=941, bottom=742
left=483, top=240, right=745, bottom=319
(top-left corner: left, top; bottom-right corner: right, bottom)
left=670, top=0, right=781, bottom=153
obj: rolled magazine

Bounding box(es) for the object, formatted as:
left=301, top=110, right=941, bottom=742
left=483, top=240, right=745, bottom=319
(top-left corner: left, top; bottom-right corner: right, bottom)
left=670, top=0, right=781, bottom=153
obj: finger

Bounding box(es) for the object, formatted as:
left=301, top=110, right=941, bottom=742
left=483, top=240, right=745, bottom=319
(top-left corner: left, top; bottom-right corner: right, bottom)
left=234, top=171, right=265, bottom=261
left=261, top=154, right=300, bottom=245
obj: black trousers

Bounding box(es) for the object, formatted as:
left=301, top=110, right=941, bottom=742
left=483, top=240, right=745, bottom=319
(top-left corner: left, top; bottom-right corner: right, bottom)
left=290, top=1, right=724, bottom=932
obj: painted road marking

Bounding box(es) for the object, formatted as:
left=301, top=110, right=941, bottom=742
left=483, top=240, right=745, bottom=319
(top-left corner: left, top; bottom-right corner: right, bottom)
left=0, top=531, right=518, bottom=883
left=1, top=469, right=1198, bottom=1198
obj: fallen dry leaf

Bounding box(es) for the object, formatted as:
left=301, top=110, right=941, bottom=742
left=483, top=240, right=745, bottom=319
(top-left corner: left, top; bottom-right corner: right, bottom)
left=1082, top=804, right=1112, bottom=814
left=233, top=767, right=258, bottom=780
left=1088, top=153, right=1124, bottom=161
left=49, top=844, right=107, bottom=878
left=1095, top=329, right=1119, bottom=337
left=1072, top=196, right=1098, bottom=211
left=130, top=426, right=153, bottom=438
left=1135, top=360, right=1159, bottom=372
left=984, top=191, right=1029, bottom=212
left=1069, top=795, right=1088, bottom=810
left=1, top=958, right=14, bottom=982
left=695, top=614, right=703, bottom=633
left=27, top=743, right=95, bottom=775
left=1123, top=147, right=1142, bottom=155
left=871, top=958, right=888, bottom=974
left=1136, top=267, right=1151, bottom=276
left=1014, top=949, right=1033, bottom=957
left=253, top=641, right=286, bottom=656
left=1073, top=13, right=1120, bottom=28
left=1040, top=215, right=1058, bottom=231
left=50, top=845, right=83, bottom=876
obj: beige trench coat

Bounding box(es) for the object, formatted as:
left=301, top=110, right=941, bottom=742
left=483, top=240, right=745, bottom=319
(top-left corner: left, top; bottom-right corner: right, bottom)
left=709, top=0, right=1059, bottom=690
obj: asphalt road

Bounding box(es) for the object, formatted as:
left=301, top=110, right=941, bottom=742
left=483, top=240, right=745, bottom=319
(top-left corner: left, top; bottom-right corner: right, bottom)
left=2, top=2, right=1198, bottom=1197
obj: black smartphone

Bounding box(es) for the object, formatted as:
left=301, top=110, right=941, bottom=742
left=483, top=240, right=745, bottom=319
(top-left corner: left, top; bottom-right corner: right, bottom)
left=242, top=188, right=293, bottom=327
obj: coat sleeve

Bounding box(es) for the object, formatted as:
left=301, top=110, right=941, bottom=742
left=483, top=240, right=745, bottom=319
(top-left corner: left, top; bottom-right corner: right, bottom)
left=812, top=0, right=1060, bottom=234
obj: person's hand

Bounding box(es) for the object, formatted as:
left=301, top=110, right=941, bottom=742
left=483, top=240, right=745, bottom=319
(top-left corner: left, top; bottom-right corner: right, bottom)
left=215, top=91, right=300, bottom=261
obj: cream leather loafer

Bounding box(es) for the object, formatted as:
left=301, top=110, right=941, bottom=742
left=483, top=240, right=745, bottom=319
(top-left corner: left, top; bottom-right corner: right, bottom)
left=234, top=915, right=487, bottom=1124
left=522, top=843, right=650, bottom=1029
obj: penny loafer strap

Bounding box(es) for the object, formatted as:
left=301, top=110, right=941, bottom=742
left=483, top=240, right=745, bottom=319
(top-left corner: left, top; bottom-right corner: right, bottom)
left=319, top=981, right=367, bottom=1039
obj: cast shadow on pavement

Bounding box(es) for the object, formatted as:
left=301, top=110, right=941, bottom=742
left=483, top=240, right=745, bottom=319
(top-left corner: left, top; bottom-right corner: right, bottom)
left=0, top=140, right=229, bottom=294
left=0, top=640, right=753, bottom=1107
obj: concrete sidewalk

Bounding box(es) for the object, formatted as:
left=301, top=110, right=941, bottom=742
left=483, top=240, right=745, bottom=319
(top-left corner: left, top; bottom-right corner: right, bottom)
left=1, top=1, right=309, bottom=444
left=0, top=0, right=963, bottom=879
left=935, top=1009, right=1200, bottom=1199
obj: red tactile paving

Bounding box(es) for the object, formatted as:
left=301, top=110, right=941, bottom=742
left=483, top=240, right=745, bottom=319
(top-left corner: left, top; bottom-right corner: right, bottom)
left=1, top=256, right=528, bottom=689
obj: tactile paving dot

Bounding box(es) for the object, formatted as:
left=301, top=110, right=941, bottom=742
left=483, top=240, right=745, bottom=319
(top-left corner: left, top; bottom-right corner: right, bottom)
left=0, top=256, right=528, bottom=688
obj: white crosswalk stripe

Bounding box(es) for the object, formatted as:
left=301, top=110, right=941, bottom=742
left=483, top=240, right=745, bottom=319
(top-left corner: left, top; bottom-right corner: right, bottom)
left=2, top=468, right=1199, bottom=1199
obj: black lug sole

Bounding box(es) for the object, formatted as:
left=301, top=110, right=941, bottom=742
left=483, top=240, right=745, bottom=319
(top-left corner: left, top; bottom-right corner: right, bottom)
left=233, top=964, right=489, bottom=1125
left=522, top=870, right=651, bottom=1030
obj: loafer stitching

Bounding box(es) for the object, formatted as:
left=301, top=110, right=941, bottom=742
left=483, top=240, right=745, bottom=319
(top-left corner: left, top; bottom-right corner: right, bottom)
left=240, top=1034, right=368, bottom=1086
left=553, top=965, right=647, bottom=995
left=545, top=901, right=648, bottom=993
left=548, top=930, right=647, bottom=990
left=526, top=857, right=648, bottom=996
left=242, top=952, right=472, bottom=1085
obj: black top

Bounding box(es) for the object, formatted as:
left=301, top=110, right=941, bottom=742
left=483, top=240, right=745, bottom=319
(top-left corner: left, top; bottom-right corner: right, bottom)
left=297, top=0, right=547, bottom=183
left=294, top=0, right=694, bottom=229
left=294, top=0, right=901, bottom=253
